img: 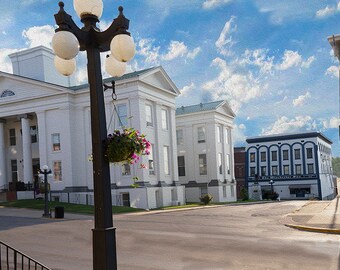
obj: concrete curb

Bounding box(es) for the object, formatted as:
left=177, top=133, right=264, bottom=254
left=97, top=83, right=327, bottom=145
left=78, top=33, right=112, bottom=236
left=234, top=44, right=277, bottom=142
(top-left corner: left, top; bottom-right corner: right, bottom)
left=284, top=223, right=340, bottom=234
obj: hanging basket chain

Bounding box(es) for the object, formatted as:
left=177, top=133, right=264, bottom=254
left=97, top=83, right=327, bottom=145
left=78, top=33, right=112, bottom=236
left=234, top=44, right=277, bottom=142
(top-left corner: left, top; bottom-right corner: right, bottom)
left=104, top=80, right=125, bottom=131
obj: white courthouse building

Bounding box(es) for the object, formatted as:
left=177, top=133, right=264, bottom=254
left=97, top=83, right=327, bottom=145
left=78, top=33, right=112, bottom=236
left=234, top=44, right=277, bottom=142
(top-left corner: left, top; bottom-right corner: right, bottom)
left=246, top=132, right=336, bottom=200
left=0, top=46, right=185, bottom=209
left=175, top=101, right=237, bottom=203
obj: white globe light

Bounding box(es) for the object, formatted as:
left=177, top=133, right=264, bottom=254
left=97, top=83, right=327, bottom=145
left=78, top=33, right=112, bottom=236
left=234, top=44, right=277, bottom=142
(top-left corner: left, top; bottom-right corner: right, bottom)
left=105, top=55, right=126, bottom=77
left=52, top=31, right=79, bottom=60
left=42, top=165, right=49, bottom=171
left=110, top=34, right=135, bottom=62
left=54, top=56, right=76, bottom=76
left=74, top=0, right=103, bottom=19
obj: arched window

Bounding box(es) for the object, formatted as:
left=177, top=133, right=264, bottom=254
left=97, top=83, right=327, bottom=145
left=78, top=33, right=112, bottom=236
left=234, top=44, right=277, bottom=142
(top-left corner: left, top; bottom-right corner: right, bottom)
left=0, top=90, right=15, bottom=98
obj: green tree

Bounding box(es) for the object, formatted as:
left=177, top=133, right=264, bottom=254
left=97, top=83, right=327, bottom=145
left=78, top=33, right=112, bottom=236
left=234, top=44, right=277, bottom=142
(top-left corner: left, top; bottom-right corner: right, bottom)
left=332, top=157, right=340, bottom=177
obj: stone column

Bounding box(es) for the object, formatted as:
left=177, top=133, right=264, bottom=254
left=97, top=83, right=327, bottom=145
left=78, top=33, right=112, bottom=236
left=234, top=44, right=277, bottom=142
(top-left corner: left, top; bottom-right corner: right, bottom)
left=20, top=115, right=33, bottom=183
left=0, top=119, right=7, bottom=189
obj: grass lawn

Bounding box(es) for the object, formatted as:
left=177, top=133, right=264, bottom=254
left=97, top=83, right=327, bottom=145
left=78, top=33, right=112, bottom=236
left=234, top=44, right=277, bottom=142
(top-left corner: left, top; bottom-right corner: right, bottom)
left=0, top=199, right=144, bottom=215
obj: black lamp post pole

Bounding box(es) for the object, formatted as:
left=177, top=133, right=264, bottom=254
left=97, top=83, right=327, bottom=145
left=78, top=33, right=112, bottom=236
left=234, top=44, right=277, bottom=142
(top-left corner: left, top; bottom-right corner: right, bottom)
left=41, top=168, right=51, bottom=218
left=269, top=180, right=274, bottom=194
left=53, top=3, right=132, bottom=269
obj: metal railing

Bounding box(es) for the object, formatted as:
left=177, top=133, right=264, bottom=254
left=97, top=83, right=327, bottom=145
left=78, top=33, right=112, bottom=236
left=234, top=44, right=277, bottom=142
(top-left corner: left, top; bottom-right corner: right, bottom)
left=0, top=240, right=52, bottom=270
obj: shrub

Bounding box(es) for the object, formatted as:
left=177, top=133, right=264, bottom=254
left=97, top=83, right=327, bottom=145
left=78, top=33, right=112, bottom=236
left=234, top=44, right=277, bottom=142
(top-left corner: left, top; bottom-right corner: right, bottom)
left=200, top=194, right=213, bottom=205
left=240, top=188, right=249, bottom=201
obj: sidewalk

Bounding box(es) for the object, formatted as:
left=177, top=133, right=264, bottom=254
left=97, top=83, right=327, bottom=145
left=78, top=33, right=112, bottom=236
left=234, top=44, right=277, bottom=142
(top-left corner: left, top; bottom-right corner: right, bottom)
left=281, top=196, right=340, bottom=234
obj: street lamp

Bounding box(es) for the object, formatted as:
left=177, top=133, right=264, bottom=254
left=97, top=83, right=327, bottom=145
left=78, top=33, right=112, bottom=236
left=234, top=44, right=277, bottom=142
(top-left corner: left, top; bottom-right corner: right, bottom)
left=269, top=179, right=275, bottom=194
left=52, top=1, right=135, bottom=269
left=40, top=165, right=52, bottom=218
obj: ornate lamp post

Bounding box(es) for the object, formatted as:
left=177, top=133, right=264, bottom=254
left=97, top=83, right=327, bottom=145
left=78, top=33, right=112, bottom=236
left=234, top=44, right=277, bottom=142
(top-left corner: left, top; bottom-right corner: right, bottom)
left=41, top=165, right=52, bottom=218
left=51, top=1, right=135, bottom=269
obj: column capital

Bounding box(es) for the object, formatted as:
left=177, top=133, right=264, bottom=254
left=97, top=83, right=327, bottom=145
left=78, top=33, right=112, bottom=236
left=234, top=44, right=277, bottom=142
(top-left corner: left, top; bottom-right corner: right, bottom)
left=18, top=114, right=33, bottom=120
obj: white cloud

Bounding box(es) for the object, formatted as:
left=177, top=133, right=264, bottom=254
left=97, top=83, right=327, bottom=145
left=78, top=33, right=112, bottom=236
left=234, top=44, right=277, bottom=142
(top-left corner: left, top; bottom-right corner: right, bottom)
left=202, top=57, right=264, bottom=113
left=275, top=50, right=314, bottom=70
left=0, top=48, right=21, bottom=73
left=137, top=38, right=160, bottom=65
left=232, top=123, right=246, bottom=144
left=323, top=117, right=340, bottom=129
left=301, top=56, right=315, bottom=68
left=325, top=65, right=339, bottom=78
left=202, top=0, right=232, bottom=9
left=162, top=41, right=201, bottom=61
left=261, top=115, right=314, bottom=135
left=292, top=91, right=311, bottom=107
left=215, top=16, right=237, bottom=56
left=276, top=50, right=302, bottom=70
left=316, top=5, right=337, bottom=18
left=187, top=47, right=201, bottom=59
left=22, top=25, right=55, bottom=48
left=179, top=82, right=196, bottom=97
left=240, top=49, right=274, bottom=74
left=162, top=41, right=189, bottom=61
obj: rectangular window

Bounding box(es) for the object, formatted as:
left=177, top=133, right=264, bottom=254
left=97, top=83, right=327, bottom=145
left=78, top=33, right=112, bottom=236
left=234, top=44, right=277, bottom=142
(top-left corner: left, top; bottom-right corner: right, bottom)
left=11, top=159, right=18, bottom=182
left=250, top=152, right=255, bottom=163
left=176, top=129, right=184, bottom=145
left=271, top=151, right=277, bottom=161
left=260, top=151, right=266, bottom=162
left=250, top=167, right=256, bottom=177
left=218, top=153, right=223, bottom=174
left=307, top=163, right=314, bottom=174
left=197, top=127, right=205, bottom=143
left=261, top=166, right=266, bottom=176
left=225, top=128, right=229, bottom=144
left=272, top=166, right=278, bottom=176
left=122, top=163, right=131, bottom=175
left=282, top=150, right=289, bottom=160
left=226, top=154, right=230, bottom=175
left=283, top=165, right=289, bottom=175
left=163, top=146, right=170, bottom=175
left=52, top=133, right=61, bottom=151
left=178, top=156, right=185, bottom=177
left=161, top=109, right=168, bottom=130
left=217, top=126, right=222, bottom=143
left=30, top=126, right=38, bottom=143
left=295, top=164, right=302, bottom=175
left=117, top=104, right=128, bottom=127
left=148, top=144, right=155, bottom=175
left=223, top=185, right=227, bottom=197
left=306, top=148, right=313, bottom=159
left=230, top=185, right=235, bottom=197
left=145, top=104, right=153, bottom=127
left=53, top=161, right=62, bottom=181
left=199, top=154, right=207, bottom=175
left=294, top=149, right=301, bottom=160
left=9, top=128, right=16, bottom=146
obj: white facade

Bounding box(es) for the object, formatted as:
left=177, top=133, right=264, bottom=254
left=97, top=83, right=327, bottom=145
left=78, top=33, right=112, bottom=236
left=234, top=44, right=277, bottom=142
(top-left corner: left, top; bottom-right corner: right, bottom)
left=175, top=101, right=237, bottom=203
left=0, top=46, right=184, bottom=209
left=246, top=132, right=335, bottom=200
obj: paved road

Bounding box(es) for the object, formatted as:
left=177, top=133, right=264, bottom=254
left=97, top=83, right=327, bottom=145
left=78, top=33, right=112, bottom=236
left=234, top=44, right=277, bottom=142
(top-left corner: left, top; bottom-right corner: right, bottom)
left=1, top=201, right=339, bottom=270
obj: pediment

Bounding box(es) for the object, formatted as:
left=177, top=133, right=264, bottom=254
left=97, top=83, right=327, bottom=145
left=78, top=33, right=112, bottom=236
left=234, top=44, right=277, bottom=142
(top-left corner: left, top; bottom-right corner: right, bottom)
left=139, top=67, right=180, bottom=96
left=216, top=101, right=236, bottom=118
left=0, top=72, right=71, bottom=103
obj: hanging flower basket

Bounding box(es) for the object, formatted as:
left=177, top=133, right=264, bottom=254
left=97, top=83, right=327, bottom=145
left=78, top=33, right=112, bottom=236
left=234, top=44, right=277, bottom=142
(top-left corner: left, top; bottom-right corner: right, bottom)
left=106, top=128, right=150, bottom=164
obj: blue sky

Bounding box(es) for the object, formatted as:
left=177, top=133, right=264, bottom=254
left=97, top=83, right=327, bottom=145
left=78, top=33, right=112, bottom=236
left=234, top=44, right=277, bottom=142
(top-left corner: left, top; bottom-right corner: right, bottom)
left=0, top=0, right=339, bottom=156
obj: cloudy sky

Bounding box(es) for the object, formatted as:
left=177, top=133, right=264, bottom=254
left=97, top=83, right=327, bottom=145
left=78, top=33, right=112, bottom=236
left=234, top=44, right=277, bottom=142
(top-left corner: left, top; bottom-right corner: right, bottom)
left=0, top=0, right=339, bottom=156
